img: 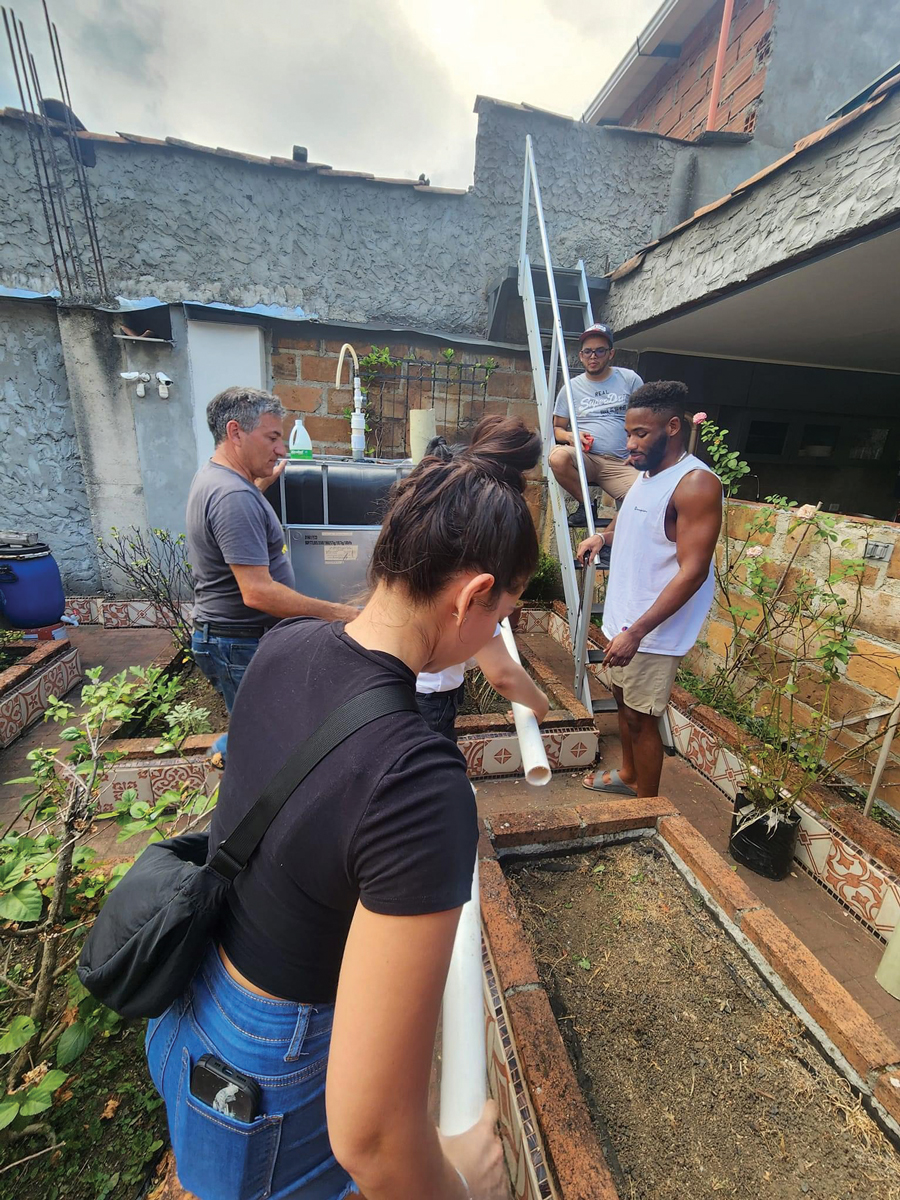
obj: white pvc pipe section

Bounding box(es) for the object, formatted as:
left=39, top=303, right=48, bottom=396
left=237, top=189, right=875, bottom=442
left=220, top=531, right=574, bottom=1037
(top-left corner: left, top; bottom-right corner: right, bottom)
left=499, top=618, right=552, bottom=786
left=439, top=856, right=486, bottom=1136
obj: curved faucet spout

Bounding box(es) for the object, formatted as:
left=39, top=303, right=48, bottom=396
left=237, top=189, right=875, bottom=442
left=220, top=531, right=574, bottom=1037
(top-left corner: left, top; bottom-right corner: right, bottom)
left=335, top=343, right=360, bottom=387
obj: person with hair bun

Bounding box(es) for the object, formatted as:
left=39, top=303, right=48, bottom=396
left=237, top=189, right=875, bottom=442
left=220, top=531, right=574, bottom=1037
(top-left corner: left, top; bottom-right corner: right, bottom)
left=146, top=415, right=540, bottom=1200
left=415, top=436, right=549, bottom=742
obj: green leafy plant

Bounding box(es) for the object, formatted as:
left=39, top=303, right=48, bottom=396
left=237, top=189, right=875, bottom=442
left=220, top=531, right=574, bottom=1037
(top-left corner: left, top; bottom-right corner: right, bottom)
left=522, top=549, right=564, bottom=603
left=0, top=666, right=215, bottom=1165
left=687, top=421, right=880, bottom=828
left=96, top=527, right=193, bottom=651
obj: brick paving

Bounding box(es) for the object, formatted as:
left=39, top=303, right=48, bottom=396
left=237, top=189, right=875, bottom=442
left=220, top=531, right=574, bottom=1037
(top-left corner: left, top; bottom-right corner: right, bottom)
left=479, top=630, right=900, bottom=1047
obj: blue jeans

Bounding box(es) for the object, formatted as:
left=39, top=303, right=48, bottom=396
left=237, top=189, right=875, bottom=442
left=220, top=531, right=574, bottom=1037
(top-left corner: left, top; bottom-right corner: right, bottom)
left=146, top=945, right=357, bottom=1200
left=416, top=683, right=465, bottom=744
left=192, top=629, right=261, bottom=760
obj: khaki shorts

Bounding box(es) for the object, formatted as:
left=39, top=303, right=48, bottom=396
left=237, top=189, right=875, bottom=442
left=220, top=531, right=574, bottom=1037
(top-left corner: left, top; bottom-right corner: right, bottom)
left=607, top=651, right=682, bottom=717
left=556, top=445, right=639, bottom=501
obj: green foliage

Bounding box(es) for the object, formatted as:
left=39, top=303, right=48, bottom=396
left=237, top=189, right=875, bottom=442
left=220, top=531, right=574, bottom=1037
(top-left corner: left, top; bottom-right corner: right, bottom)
left=358, top=345, right=400, bottom=393
left=523, top=549, right=563, bottom=602
left=96, top=527, right=193, bottom=650
left=698, top=420, right=751, bottom=498
left=686, top=421, right=868, bottom=821
left=0, top=663, right=217, bottom=1150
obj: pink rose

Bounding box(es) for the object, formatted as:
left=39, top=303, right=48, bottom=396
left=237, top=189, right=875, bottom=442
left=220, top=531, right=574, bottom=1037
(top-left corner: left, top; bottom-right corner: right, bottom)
left=692, top=411, right=708, bottom=425
left=746, top=546, right=764, bottom=558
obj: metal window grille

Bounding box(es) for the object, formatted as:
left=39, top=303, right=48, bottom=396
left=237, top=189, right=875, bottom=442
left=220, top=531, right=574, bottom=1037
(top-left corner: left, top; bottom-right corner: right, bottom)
left=362, top=358, right=494, bottom=459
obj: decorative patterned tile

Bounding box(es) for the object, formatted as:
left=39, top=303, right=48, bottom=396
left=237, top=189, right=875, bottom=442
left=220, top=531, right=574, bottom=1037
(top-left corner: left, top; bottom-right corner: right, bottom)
left=874, top=880, right=900, bottom=938
left=65, top=596, right=100, bottom=624
left=17, top=675, right=45, bottom=725
left=101, top=599, right=162, bottom=628
left=0, top=694, right=23, bottom=748
left=685, top=723, right=720, bottom=779
left=542, top=731, right=565, bottom=770
left=559, top=731, right=598, bottom=768
left=482, top=939, right=555, bottom=1200
left=459, top=737, right=487, bottom=776
left=481, top=737, right=523, bottom=777
left=822, top=838, right=886, bottom=923
left=148, top=760, right=208, bottom=800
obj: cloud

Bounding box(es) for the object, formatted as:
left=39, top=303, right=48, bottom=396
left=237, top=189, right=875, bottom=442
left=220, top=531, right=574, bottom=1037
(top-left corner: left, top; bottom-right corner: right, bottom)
left=0, top=0, right=659, bottom=187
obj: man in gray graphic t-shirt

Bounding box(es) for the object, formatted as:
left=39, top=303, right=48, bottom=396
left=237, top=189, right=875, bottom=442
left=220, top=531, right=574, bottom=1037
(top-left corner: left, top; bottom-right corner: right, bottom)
left=550, top=323, right=642, bottom=526
left=187, top=386, right=357, bottom=761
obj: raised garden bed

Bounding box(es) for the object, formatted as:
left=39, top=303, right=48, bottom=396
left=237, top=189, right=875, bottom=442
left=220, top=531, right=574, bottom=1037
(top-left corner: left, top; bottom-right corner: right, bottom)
left=478, top=800, right=900, bottom=1200
left=536, top=599, right=900, bottom=945
left=0, top=638, right=82, bottom=748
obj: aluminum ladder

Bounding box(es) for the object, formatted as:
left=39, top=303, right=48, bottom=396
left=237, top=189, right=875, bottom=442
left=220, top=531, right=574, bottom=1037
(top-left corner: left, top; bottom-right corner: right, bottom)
left=517, top=135, right=675, bottom=751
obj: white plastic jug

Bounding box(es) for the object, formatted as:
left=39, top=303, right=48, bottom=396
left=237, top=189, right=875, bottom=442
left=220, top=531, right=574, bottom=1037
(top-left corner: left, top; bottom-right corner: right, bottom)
left=289, top=417, right=313, bottom=460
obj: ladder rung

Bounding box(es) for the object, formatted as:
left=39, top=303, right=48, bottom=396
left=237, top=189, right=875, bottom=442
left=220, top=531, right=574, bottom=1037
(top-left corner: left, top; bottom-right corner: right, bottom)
left=592, top=697, right=618, bottom=714
left=591, top=603, right=604, bottom=616
left=534, top=296, right=588, bottom=308
left=587, top=649, right=605, bottom=664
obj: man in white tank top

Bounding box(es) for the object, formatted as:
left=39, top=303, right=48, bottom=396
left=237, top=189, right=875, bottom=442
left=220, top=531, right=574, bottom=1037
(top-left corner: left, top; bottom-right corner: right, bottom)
left=575, top=381, right=722, bottom=798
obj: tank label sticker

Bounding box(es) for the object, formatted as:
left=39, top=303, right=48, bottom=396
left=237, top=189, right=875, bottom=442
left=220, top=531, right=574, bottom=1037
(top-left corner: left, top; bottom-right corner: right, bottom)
left=324, top=543, right=359, bottom=564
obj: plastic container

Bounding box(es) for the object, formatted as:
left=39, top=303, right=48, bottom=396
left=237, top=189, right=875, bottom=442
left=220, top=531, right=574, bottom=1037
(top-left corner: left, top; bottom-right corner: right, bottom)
left=288, top=417, right=313, bottom=460
left=728, top=796, right=800, bottom=881
left=0, top=539, right=66, bottom=629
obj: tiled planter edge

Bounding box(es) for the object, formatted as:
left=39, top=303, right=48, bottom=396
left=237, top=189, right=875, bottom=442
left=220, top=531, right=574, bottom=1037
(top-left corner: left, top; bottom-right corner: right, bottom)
left=542, top=600, right=900, bottom=944
left=482, top=802, right=900, bottom=1181
left=0, top=639, right=83, bottom=748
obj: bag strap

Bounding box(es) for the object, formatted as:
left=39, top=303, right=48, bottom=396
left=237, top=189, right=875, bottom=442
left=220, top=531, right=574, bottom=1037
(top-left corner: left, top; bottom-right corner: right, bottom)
left=208, top=683, right=417, bottom=882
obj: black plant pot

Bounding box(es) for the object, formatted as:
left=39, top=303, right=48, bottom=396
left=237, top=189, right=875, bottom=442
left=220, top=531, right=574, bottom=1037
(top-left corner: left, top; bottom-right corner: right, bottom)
left=728, top=793, right=800, bottom=881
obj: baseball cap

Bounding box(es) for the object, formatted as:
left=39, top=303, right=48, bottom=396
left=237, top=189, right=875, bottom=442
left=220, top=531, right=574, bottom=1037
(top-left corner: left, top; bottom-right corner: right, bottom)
left=579, top=323, right=614, bottom=346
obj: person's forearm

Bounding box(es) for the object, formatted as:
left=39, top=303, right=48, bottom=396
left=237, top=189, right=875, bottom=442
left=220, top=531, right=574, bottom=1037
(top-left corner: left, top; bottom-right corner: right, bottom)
left=342, top=1124, right=468, bottom=1200
left=628, top=567, right=709, bottom=641
left=242, top=578, right=356, bottom=623
left=482, top=658, right=544, bottom=712
left=554, top=426, right=574, bottom=446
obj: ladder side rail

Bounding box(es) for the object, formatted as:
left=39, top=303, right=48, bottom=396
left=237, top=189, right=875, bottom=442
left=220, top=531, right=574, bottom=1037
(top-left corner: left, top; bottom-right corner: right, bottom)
left=576, top=259, right=595, bottom=327
left=522, top=136, right=596, bottom=545
left=518, top=256, right=581, bottom=632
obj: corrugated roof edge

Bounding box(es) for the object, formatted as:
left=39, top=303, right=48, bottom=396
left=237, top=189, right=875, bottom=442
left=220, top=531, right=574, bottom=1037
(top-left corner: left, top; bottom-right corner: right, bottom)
left=0, top=108, right=467, bottom=195
left=605, top=75, right=900, bottom=283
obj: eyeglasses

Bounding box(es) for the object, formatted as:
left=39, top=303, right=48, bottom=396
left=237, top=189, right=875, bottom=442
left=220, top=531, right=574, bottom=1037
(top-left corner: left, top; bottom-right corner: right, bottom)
left=581, top=347, right=612, bottom=358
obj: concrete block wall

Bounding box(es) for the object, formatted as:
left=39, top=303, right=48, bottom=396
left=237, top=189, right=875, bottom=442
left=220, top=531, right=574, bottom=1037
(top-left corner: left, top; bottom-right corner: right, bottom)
left=620, top=0, right=775, bottom=140
left=688, top=501, right=900, bottom=796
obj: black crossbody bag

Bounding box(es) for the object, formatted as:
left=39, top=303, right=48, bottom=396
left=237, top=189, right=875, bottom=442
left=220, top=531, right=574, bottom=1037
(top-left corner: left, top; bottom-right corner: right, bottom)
left=78, top=684, right=416, bottom=1019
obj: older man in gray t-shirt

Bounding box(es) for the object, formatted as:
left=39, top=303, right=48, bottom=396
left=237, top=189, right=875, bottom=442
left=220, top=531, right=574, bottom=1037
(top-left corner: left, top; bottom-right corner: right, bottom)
left=550, top=324, right=642, bottom=526
left=187, top=387, right=356, bottom=759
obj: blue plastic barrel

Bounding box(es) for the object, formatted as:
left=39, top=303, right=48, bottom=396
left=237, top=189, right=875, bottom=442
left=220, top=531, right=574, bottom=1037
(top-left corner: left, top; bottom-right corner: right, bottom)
left=0, top=540, right=66, bottom=629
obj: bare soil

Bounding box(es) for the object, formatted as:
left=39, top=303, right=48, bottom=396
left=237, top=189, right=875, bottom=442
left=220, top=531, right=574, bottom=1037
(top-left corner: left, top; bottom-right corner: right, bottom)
left=508, top=842, right=900, bottom=1200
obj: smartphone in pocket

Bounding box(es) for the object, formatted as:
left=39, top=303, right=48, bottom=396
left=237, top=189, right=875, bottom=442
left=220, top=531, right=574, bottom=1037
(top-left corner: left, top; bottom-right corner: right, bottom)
left=190, top=1054, right=261, bottom=1123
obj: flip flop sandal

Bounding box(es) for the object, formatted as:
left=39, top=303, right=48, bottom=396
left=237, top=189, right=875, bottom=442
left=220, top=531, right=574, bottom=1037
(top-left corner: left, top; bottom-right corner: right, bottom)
left=582, top=768, right=637, bottom=797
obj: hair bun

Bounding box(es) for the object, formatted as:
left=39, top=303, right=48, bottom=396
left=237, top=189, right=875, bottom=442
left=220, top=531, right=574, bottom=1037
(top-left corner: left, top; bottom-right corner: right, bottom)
left=459, top=415, right=540, bottom=492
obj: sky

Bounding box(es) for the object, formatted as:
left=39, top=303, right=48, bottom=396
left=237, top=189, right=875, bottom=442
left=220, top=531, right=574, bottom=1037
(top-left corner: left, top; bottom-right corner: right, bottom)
left=0, top=0, right=659, bottom=187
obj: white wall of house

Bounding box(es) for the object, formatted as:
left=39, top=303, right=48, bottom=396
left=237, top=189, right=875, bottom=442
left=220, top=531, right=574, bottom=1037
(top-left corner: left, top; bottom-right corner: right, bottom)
left=186, top=321, right=267, bottom=469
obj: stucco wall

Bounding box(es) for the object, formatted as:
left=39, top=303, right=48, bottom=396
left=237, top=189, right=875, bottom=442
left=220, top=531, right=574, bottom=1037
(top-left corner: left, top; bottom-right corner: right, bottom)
left=603, top=88, right=900, bottom=333
left=0, top=102, right=681, bottom=336
left=0, top=299, right=100, bottom=592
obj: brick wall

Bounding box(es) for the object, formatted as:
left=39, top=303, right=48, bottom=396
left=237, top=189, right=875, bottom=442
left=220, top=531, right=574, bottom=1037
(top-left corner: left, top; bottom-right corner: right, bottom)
left=688, top=501, right=900, bottom=797
left=270, top=327, right=538, bottom=453
left=620, top=0, right=775, bottom=140
left=269, top=325, right=546, bottom=532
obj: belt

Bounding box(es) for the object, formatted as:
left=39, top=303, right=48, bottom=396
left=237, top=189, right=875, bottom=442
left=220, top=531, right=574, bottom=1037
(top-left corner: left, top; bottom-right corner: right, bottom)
left=193, top=620, right=268, bottom=640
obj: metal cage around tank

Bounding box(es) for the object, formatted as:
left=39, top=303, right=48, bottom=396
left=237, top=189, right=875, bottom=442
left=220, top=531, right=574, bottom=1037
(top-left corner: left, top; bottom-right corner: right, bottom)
left=264, top=457, right=413, bottom=606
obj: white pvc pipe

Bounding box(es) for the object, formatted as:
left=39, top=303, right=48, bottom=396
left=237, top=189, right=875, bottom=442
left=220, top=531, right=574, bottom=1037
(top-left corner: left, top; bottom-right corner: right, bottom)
left=439, top=856, right=486, bottom=1136
left=499, top=618, right=552, bottom=786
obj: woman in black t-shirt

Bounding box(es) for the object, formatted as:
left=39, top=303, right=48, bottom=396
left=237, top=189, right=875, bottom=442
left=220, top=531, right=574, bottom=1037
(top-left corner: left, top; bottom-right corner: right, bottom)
left=146, top=416, right=541, bottom=1200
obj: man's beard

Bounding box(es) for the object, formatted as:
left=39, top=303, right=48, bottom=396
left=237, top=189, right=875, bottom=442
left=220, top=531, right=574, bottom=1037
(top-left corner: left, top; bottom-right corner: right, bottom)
left=637, top=430, right=670, bottom=472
